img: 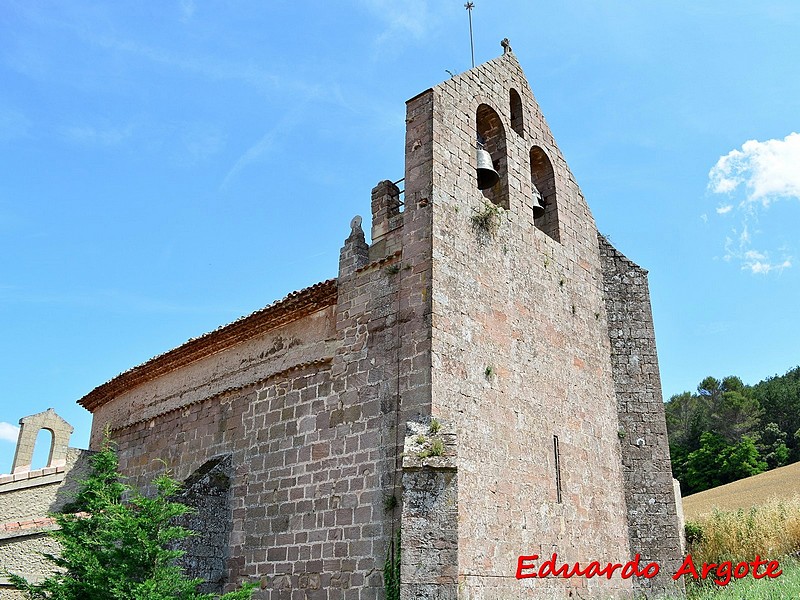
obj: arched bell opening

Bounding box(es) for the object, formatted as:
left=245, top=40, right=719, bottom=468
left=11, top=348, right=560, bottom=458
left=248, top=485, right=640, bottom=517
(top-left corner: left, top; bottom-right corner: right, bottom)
left=476, top=103, right=509, bottom=210
left=31, top=427, right=55, bottom=470
left=510, top=88, right=524, bottom=137
left=11, top=409, right=73, bottom=473
left=530, top=146, right=560, bottom=242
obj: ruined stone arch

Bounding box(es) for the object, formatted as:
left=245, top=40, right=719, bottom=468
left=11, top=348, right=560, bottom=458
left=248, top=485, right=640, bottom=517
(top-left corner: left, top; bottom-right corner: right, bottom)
left=530, top=145, right=560, bottom=242
left=175, top=454, right=234, bottom=594
left=476, top=103, right=509, bottom=209
left=11, top=408, right=73, bottom=474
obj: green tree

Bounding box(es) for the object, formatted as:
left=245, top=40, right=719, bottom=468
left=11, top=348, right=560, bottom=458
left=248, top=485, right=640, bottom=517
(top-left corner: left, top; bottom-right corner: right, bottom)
left=752, top=366, right=800, bottom=461
left=668, top=442, right=690, bottom=487
left=697, top=375, right=763, bottom=443
left=8, top=439, right=254, bottom=600
left=682, top=431, right=730, bottom=493
left=665, top=391, right=703, bottom=450
left=667, top=367, right=800, bottom=494
left=758, top=422, right=790, bottom=469
left=682, top=432, right=767, bottom=494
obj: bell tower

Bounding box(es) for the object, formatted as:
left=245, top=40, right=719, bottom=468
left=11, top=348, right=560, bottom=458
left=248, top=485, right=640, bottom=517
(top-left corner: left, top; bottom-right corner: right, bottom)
left=387, top=44, right=684, bottom=599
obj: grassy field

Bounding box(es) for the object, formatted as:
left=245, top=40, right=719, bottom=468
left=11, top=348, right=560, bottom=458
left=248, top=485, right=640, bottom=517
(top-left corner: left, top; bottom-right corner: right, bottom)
left=682, top=461, right=800, bottom=520
left=686, top=496, right=800, bottom=565
left=678, top=492, right=800, bottom=599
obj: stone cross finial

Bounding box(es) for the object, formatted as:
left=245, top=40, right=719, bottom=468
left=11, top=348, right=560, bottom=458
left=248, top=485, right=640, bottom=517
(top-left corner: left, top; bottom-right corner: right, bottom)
left=501, top=38, right=512, bottom=54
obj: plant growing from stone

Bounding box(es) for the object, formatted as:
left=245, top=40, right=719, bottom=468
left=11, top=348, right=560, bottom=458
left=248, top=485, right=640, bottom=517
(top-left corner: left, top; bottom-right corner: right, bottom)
left=383, top=495, right=398, bottom=512
left=470, top=202, right=502, bottom=239
left=384, top=530, right=401, bottom=600
left=417, top=437, right=445, bottom=459
left=6, top=438, right=255, bottom=600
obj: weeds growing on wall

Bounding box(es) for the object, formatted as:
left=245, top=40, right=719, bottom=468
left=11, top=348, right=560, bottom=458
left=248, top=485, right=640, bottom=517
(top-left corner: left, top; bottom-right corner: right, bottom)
left=384, top=530, right=401, bottom=600
left=470, top=202, right=502, bottom=242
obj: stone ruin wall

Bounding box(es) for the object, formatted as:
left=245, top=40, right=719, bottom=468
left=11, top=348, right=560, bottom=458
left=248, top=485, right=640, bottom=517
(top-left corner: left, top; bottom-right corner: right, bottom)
left=0, top=410, right=93, bottom=599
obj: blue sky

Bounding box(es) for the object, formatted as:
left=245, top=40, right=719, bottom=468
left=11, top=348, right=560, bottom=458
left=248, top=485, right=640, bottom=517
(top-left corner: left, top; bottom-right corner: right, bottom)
left=1, top=1, right=799, bottom=472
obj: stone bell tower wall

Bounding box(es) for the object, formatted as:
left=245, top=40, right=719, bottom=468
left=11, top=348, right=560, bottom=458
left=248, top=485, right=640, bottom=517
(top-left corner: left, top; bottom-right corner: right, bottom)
left=600, top=235, right=685, bottom=598
left=423, top=52, right=635, bottom=598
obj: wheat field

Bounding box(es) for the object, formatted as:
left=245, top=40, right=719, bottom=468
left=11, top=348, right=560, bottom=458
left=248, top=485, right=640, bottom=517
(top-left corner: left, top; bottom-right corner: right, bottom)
left=681, top=461, right=800, bottom=520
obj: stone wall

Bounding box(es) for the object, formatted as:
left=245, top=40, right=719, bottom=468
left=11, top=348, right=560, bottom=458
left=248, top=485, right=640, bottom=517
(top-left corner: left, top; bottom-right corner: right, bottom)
left=11, top=409, right=74, bottom=473
left=0, top=447, right=92, bottom=598
left=421, top=52, right=634, bottom=599
left=87, top=299, right=339, bottom=446
left=175, top=455, right=234, bottom=594
left=599, top=235, right=684, bottom=598
left=400, top=420, right=458, bottom=600
left=109, top=360, right=357, bottom=597
left=0, top=531, right=62, bottom=599
left=96, top=190, right=434, bottom=599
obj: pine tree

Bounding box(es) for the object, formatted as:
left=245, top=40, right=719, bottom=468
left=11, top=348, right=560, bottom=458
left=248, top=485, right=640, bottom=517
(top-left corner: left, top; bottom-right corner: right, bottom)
left=7, top=439, right=254, bottom=600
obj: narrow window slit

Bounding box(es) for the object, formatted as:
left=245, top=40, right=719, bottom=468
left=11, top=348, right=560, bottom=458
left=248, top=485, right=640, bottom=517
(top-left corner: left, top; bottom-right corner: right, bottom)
left=553, top=434, right=563, bottom=504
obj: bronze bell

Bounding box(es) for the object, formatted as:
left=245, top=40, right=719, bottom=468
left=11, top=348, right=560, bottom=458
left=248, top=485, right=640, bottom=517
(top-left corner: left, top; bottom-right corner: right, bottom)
left=532, top=183, right=545, bottom=218
left=476, top=147, right=500, bottom=190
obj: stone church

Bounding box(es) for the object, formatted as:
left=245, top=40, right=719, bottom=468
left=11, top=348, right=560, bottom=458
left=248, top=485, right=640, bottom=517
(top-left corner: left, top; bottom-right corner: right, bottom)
left=22, top=46, right=683, bottom=599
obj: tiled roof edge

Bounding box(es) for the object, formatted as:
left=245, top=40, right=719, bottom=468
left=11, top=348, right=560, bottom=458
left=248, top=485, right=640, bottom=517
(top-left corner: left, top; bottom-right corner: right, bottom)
left=78, top=279, right=338, bottom=412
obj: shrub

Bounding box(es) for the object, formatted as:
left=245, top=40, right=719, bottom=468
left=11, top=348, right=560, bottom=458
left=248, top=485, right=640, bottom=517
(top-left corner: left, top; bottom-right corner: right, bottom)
left=6, top=438, right=254, bottom=600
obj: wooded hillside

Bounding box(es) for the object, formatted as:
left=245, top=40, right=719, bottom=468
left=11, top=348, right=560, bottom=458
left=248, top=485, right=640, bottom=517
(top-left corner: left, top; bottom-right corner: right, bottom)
left=665, top=366, right=800, bottom=495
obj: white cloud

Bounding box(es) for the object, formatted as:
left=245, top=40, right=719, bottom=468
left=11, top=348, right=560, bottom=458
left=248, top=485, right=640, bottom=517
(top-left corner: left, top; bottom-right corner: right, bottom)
left=220, top=103, right=307, bottom=190
left=220, top=131, right=275, bottom=190
left=723, top=225, right=792, bottom=275
left=358, top=0, right=446, bottom=57
left=91, top=34, right=328, bottom=103
left=709, top=132, right=800, bottom=204
left=747, top=258, right=791, bottom=275
left=0, top=422, right=20, bottom=443
left=709, top=133, right=798, bottom=274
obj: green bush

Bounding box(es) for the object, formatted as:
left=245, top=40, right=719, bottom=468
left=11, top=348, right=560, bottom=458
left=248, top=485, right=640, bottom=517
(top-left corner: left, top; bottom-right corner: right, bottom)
left=6, top=438, right=255, bottom=600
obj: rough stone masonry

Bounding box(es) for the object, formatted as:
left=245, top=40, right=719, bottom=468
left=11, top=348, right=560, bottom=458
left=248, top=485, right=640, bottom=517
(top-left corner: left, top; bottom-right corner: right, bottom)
left=69, top=46, right=684, bottom=599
